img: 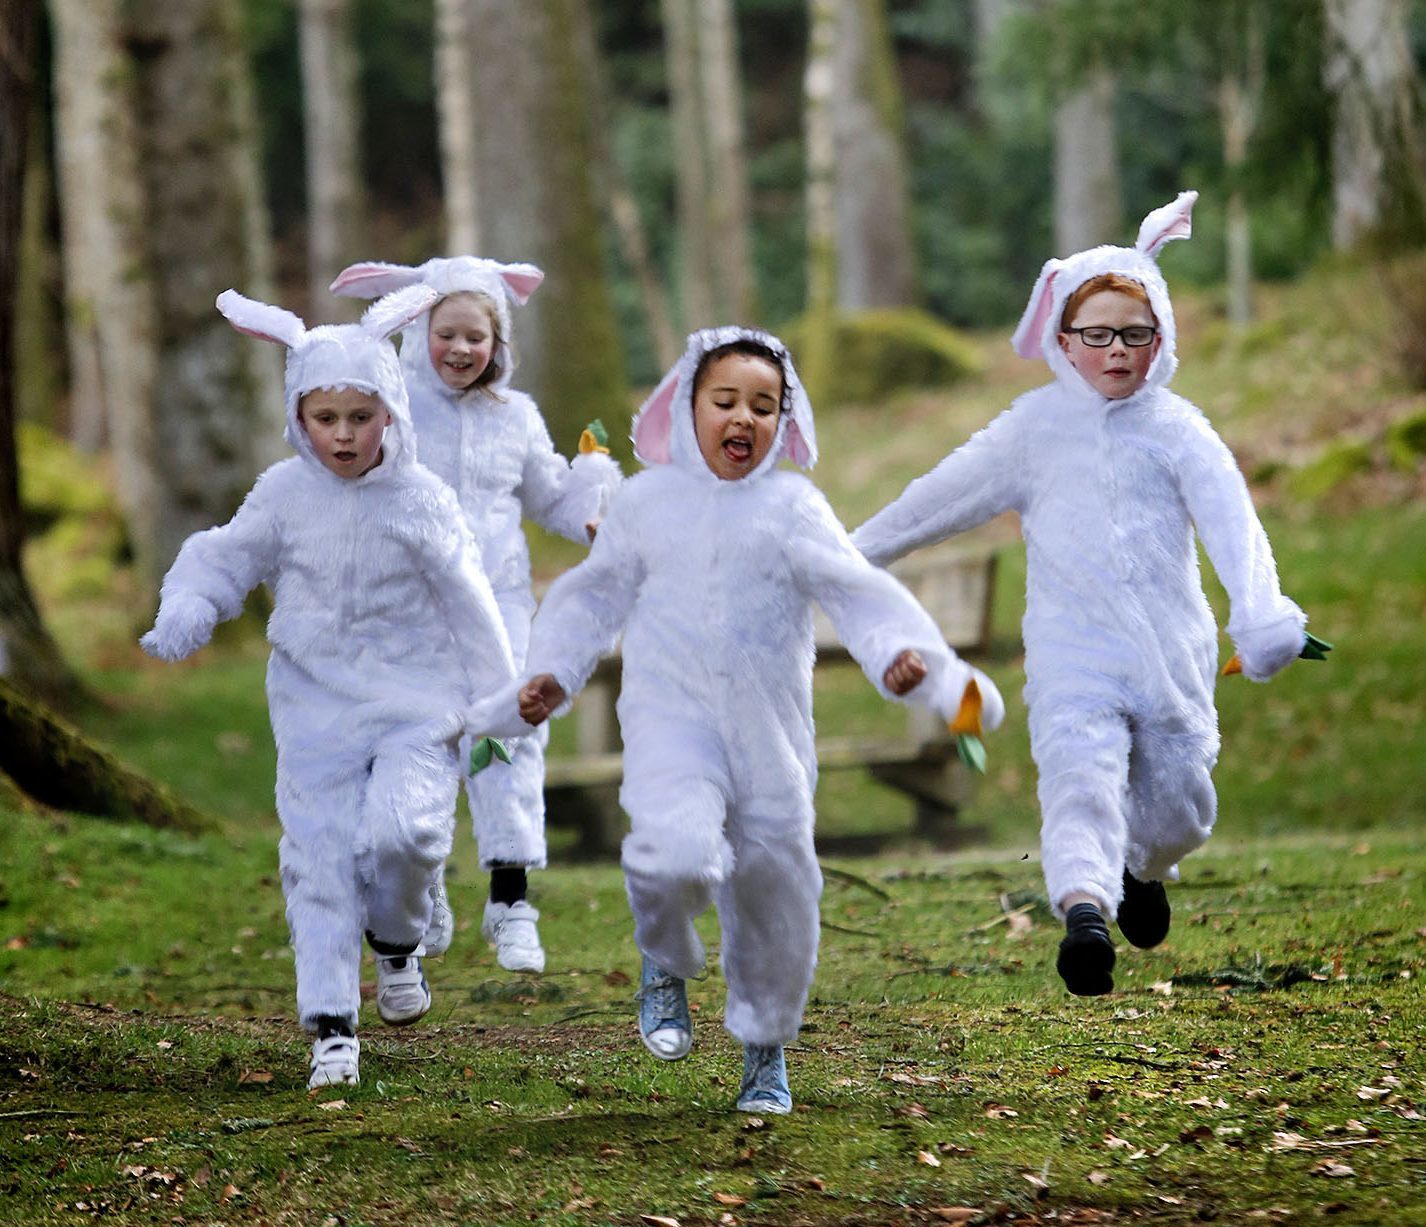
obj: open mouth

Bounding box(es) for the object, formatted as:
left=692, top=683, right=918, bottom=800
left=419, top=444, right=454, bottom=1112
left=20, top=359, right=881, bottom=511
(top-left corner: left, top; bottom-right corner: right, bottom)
left=334, top=451, right=358, bottom=463
left=722, top=437, right=753, bottom=464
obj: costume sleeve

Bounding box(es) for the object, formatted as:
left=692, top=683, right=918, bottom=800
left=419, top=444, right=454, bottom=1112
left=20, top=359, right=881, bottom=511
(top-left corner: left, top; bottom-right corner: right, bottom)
left=517, top=405, right=623, bottom=546
left=851, top=408, right=1023, bottom=568
left=1177, top=413, right=1305, bottom=682
left=409, top=482, right=517, bottom=700
left=524, top=487, right=644, bottom=713
left=139, top=473, right=280, bottom=661
left=789, top=488, right=1002, bottom=727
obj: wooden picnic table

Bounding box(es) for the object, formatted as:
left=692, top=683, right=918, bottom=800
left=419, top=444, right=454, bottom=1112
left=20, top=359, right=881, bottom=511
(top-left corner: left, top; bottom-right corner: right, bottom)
left=538, top=540, right=999, bottom=856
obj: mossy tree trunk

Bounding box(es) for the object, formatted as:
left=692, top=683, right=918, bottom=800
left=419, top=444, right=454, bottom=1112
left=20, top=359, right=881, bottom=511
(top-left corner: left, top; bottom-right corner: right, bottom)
left=661, top=0, right=715, bottom=332
left=1053, top=64, right=1122, bottom=253
left=1, top=0, right=85, bottom=712
left=0, top=679, right=211, bottom=831
left=468, top=0, right=628, bottom=450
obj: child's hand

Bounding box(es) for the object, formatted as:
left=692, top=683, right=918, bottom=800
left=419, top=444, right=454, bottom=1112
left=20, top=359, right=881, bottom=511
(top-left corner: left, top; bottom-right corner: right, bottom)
left=883, top=648, right=928, bottom=696
left=518, top=674, right=567, bottom=725
left=139, top=594, right=219, bottom=662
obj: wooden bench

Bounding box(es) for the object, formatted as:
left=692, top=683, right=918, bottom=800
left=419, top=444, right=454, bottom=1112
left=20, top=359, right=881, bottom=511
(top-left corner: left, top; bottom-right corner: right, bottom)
left=538, top=541, right=998, bottom=856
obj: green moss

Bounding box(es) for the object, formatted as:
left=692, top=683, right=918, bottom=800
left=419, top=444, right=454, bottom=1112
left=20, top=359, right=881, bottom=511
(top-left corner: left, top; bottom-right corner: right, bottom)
left=781, top=308, right=982, bottom=409
left=1385, top=409, right=1426, bottom=471
left=1287, top=439, right=1373, bottom=500
left=16, top=422, right=115, bottom=522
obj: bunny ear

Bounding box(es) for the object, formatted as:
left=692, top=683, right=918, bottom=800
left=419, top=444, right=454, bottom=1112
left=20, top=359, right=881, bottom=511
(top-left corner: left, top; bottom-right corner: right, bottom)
left=783, top=415, right=817, bottom=468
left=496, top=262, right=544, bottom=305
left=1010, top=260, right=1062, bottom=359
left=631, top=366, right=682, bottom=464
left=361, top=284, right=441, bottom=341
left=1136, top=190, right=1198, bottom=257
left=216, top=289, right=306, bottom=347
left=329, top=261, right=423, bottom=298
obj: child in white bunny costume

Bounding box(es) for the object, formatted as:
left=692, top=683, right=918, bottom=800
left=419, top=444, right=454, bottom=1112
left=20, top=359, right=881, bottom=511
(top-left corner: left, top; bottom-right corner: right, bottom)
left=141, top=286, right=516, bottom=1088
left=514, top=327, right=1003, bottom=1113
left=331, top=256, right=621, bottom=975
left=852, top=192, right=1313, bottom=996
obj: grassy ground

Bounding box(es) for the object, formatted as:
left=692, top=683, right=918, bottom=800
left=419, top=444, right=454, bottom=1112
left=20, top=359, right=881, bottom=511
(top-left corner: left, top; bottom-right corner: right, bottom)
left=5, top=258, right=1425, bottom=1224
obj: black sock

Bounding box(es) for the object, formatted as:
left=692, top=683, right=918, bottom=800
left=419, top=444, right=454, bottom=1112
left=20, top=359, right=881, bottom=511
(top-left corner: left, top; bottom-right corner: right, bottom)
left=315, top=1014, right=354, bottom=1040
left=366, top=930, right=418, bottom=968
left=489, top=864, right=528, bottom=906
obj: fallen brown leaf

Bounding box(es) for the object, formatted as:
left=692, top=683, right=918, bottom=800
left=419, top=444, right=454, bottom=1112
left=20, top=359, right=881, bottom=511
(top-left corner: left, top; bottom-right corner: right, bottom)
left=929, top=1209, right=980, bottom=1225
left=713, top=1192, right=746, bottom=1207
left=918, top=1150, right=942, bottom=1167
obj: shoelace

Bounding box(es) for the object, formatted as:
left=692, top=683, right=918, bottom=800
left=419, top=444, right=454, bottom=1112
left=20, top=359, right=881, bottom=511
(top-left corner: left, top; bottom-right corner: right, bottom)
left=635, top=974, right=685, bottom=1028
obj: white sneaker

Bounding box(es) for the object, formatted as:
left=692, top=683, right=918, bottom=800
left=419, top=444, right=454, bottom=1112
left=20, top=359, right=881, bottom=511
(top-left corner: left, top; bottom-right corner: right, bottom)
left=481, top=900, right=546, bottom=973
left=374, top=948, right=431, bottom=1025
left=422, top=871, right=455, bottom=957
left=308, top=1033, right=360, bottom=1089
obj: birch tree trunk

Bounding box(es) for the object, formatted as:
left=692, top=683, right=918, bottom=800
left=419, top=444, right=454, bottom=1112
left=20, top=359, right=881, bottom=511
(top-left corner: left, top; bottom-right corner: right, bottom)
left=126, top=0, right=285, bottom=572
left=1053, top=66, right=1122, bottom=253
left=434, top=0, right=480, bottom=253
left=299, top=0, right=364, bottom=320
left=1, top=0, right=84, bottom=708
left=801, top=0, right=838, bottom=404
left=1323, top=0, right=1416, bottom=248
left=1219, top=13, right=1264, bottom=326
left=698, top=0, right=757, bottom=322
left=467, top=0, right=627, bottom=447
left=830, top=0, right=916, bottom=309
left=662, top=0, right=715, bottom=331
left=48, top=0, right=165, bottom=592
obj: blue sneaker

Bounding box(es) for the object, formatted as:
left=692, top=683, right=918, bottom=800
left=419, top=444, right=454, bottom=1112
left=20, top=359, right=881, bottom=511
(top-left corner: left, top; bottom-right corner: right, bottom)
left=737, top=1043, right=792, bottom=1114
left=636, top=955, right=692, bottom=1060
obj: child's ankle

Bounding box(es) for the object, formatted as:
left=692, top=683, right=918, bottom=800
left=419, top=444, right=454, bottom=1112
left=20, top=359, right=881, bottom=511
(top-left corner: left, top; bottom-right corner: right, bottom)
left=489, top=864, right=528, bottom=905
left=315, top=1014, right=354, bottom=1040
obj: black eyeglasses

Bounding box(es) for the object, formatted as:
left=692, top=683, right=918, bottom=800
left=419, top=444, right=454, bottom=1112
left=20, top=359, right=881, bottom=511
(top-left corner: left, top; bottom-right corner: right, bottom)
left=1063, top=325, right=1158, bottom=348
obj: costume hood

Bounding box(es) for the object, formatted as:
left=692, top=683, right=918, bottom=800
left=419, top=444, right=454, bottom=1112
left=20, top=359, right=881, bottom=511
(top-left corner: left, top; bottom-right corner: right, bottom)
left=216, top=285, right=438, bottom=478
left=329, top=256, right=543, bottom=396
left=1011, top=190, right=1197, bottom=400
left=630, top=326, right=818, bottom=481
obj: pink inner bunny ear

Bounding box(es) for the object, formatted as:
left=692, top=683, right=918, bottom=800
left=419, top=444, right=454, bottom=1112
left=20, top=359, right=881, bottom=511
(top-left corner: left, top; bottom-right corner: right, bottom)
left=215, top=289, right=306, bottom=347
left=1010, top=262, right=1060, bottom=359
left=1136, top=190, right=1198, bottom=257
left=329, top=262, right=422, bottom=298
left=631, top=369, right=680, bottom=464
left=783, top=417, right=814, bottom=468
left=497, top=263, right=545, bottom=305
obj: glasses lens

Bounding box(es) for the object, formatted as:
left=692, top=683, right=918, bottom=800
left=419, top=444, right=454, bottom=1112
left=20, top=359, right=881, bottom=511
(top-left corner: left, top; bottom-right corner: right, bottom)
left=1078, top=328, right=1114, bottom=346
left=1122, top=327, right=1156, bottom=347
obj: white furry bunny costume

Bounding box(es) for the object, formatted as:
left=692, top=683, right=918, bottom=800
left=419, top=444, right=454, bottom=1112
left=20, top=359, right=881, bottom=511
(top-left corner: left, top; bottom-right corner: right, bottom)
left=141, top=286, right=516, bottom=1032
left=524, top=327, right=1003, bottom=1046
left=330, top=257, right=621, bottom=871
left=852, top=192, right=1307, bottom=918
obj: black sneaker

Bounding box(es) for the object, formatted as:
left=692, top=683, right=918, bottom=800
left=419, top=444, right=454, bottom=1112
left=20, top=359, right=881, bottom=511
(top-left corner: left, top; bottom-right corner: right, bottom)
left=1057, top=903, right=1115, bottom=996
left=1117, top=869, right=1170, bottom=949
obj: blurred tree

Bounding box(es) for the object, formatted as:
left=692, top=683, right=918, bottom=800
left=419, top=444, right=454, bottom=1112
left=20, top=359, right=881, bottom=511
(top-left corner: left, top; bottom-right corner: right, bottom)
left=126, top=0, right=286, bottom=578
left=1, top=0, right=83, bottom=708
left=1054, top=63, right=1122, bottom=253
left=434, top=0, right=480, bottom=252
left=466, top=0, right=628, bottom=446
left=699, top=0, right=757, bottom=322
left=1324, top=0, right=1426, bottom=248
left=48, top=0, right=162, bottom=592
left=663, top=0, right=716, bottom=329
left=300, top=0, right=365, bottom=320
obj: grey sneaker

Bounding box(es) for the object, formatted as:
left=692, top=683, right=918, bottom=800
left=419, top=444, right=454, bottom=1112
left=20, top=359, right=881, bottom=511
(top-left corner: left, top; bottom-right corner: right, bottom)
left=374, top=948, right=431, bottom=1025
left=737, top=1043, right=792, bottom=1114
left=422, top=871, right=455, bottom=957
left=636, top=954, right=692, bottom=1060
left=481, top=900, right=545, bottom=973
left=308, top=1033, right=360, bottom=1089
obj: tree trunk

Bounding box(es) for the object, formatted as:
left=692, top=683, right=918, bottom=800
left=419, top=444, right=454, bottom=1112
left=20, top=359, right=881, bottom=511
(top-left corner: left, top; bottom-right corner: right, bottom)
left=467, top=0, right=627, bottom=447
left=1219, top=12, right=1263, bottom=327
left=831, top=0, right=917, bottom=309
left=576, top=13, right=680, bottom=369
left=0, top=679, right=211, bottom=831
left=662, top=0, right=715, bottom=331
left=1053, top=66, right=1122, bottom=253
left=698, top=0, right=757, bottom=322
left=126, top=0, right=285, bottom=572
left=0, top=0, right=84, bottom=710
left=434, top=0, right=480, bottom=254
left=1323, top=0, right=1417, bottom=248
left=48, top=0, right=167, bottom=596
left=299, top=0, right=364, bottom=321
left=802, top=0, right=838, bottom=403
